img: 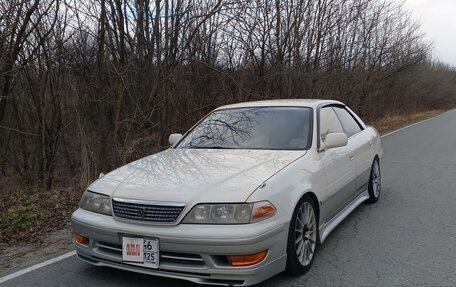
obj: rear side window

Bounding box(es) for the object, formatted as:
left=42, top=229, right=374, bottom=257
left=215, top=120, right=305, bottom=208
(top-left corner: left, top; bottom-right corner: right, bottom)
left=320, top=107, right=343, bottom=140
left=333, top=107, right=362, bottom=137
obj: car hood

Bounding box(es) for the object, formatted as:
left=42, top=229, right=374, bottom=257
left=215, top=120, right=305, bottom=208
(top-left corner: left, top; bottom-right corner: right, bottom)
left=88, top=149, right=306, bottom=204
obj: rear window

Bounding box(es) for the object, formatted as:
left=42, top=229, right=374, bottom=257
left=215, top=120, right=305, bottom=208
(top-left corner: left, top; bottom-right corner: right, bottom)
left=333, top=107, right=363, bottom=137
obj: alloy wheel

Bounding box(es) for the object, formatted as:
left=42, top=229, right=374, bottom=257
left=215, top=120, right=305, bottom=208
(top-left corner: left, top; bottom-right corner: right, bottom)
left=295, top=202, right=317, bottom=266
left=372, top=161, right=381, bottom=198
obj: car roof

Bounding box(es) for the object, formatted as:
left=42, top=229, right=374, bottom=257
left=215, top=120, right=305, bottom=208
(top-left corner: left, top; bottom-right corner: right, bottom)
left=215, top=99, right=344, bottom=110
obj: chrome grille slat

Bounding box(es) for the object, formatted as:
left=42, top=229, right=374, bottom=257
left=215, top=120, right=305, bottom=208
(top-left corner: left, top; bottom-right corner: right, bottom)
left=114, top=205, right=182, bottom=213
left=161, top=254, right=204, bottom=262
left=95, top=241, right=205, bottom=266
left=112, top=199, right=185, bottom=223
left=97, top=242, right=122, bottom=252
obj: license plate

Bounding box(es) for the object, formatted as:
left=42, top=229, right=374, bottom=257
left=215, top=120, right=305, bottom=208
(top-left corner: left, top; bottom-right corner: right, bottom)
left=122, top=237, right=159, bottom=269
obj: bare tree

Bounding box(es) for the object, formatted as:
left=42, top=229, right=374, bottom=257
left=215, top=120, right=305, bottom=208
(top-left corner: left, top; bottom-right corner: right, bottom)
left=0, top=0, right=454, bottom=193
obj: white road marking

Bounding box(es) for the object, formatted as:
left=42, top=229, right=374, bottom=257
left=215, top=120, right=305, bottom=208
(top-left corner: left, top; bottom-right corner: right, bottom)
left=0, top=109, right=453, bottom=284
left=381, top=110, right=451, bottom=138
left=0, top=251, right=76, bottom=284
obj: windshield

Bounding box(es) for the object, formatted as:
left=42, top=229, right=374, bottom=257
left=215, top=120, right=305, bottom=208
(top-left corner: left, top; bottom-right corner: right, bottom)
left=177, top=107, right=313, bottom=150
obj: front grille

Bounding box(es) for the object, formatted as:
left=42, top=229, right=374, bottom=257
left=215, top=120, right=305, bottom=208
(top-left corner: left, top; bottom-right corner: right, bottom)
left=112, top=199, right=185, bottom=223
left=95, top=241, right=206, bottom=267
left=97, top=241, right=122, bottom=255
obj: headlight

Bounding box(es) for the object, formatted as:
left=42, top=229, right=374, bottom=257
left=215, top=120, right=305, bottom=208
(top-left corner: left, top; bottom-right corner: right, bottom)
left=79, top=190, right=112, bottom=216
left=182, top=201, right=276, bottom=224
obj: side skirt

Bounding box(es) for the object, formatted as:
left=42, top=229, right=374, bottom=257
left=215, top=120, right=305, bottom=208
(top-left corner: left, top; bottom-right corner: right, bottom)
left=318, top=189, right=369, bottom=243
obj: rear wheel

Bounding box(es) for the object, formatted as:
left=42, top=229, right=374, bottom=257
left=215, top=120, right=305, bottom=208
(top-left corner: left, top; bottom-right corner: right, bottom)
left=366, top=158, right=381, bottom=203
left=286, top=195, right=317, bottom=274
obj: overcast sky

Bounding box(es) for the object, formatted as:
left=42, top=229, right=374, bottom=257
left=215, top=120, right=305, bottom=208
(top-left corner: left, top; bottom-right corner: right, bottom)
left=404, top=0, right=456, bottom=66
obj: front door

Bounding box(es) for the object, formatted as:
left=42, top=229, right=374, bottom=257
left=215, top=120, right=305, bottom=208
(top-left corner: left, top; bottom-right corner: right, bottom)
left=318, top=106, right=357, bottom=223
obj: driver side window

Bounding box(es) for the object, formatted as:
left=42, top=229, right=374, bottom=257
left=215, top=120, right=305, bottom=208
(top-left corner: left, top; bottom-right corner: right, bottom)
left=320, top=107, right=343, bottom=141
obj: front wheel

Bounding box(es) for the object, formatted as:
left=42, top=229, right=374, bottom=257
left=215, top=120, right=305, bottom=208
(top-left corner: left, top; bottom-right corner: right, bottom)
left=366, top=158, right=381, bottom=203
left=286, top=195, right=318, bottom=274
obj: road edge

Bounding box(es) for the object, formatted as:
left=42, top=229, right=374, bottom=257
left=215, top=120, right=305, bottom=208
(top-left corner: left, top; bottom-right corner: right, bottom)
left=380, top=109, right=452, bottom=138
left=0, top=108, right=452, bottom=284
left=0, top=251, right=76, bottom=284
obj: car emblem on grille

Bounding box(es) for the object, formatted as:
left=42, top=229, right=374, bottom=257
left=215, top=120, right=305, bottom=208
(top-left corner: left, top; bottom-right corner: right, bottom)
left=138, top=207, right=146, bottom=219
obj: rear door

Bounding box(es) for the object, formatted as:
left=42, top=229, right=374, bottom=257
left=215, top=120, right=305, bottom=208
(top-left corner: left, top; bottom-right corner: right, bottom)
left=333, top=106, right=374, bottom=195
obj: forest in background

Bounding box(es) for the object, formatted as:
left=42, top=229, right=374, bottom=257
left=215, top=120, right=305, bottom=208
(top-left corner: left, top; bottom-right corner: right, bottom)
left=1, top=0, right=456, bottom=195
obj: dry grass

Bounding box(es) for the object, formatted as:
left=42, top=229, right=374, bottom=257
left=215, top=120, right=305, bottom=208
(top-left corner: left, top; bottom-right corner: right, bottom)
left=0, top=180, right=81, bottom=244
left=368, top=109, right=449, bottom=135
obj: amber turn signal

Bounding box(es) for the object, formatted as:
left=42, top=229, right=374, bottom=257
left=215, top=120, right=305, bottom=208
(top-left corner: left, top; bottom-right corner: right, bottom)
left=75, top=233, right=87, bottom=244
left=226, top=250, right=268, bottom=266
left=252, top=202, right=276, bottom=221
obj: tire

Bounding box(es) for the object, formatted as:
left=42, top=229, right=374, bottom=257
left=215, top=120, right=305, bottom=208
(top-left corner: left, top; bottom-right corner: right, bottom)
left=366, top=158, right=381, bottom=203
left=286, top=194, right=318, bottom=275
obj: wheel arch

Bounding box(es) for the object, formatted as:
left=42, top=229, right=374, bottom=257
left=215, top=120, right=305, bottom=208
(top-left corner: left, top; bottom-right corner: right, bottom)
left=301, top=191, right=320, bottom=226
left=374, top=154, right=380, bottom=162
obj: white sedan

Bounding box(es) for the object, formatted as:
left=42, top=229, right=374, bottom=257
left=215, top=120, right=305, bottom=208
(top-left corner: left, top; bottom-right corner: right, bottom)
left=71, top=99, right=383, bottom=286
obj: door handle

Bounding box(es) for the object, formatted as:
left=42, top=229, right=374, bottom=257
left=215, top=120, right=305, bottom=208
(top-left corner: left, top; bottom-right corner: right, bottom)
left=369, top=141, right=374, bottom=148
left=349, top=153, right=355, bottom=161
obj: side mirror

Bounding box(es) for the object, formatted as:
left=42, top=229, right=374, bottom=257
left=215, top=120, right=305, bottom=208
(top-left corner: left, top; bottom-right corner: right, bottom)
left=322, top=132, right=348, bottom=150
left=169, top=133, right=183, bottom=146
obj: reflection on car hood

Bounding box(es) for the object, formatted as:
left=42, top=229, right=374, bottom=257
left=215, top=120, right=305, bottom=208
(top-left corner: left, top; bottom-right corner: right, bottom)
left=88, top=148, right=306, bottom=203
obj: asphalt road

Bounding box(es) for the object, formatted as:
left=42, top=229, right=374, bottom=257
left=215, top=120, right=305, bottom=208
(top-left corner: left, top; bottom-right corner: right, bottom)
left=2, top=110, right=456, bottom=287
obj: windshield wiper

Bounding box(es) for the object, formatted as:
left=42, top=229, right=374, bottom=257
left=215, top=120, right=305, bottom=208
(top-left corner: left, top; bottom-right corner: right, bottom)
left=190, top=146, right=236, bottom=149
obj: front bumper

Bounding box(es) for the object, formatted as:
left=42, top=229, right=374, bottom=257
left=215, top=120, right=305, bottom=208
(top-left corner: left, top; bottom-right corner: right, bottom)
left=71, top=208, right=289, bottom=286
